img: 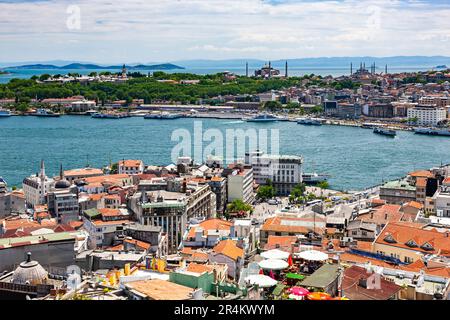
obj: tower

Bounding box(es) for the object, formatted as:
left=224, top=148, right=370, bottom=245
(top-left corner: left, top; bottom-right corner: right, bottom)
left=268, top=61, right=272, bottom=79
left=350, top=63, right=353, bottom=75
left=385, top=64, right=388, bottom=74
left=285, top=61, right=288, bottom=78
left=246, top=62, right=249, bottom=77
left=39, top=160, right=46, bottom=204
left=121, top=64, right=127, bottom=78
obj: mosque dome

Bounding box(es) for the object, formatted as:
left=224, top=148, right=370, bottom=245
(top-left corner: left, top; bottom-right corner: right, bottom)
left=54, top=164, right=71, bottom=189
left=11, top=252, right=48, bottom=285
left=55, top=179, right=71, bottom=189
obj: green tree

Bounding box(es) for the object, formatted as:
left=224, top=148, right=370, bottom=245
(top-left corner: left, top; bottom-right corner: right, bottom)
left=257, top=185, right=276, bottom=200
left=263, top=101, right=282, bottom=111
left=317, top=181, right=329, bottom=190
left=227, top=199, right=252, bottom=213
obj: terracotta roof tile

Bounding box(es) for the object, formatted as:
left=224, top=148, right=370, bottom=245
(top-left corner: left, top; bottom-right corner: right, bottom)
left=212, top=239, right=244, bottom=261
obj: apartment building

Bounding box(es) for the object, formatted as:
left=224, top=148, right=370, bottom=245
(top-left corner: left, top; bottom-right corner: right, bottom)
left=407, top=105, right=447, bottom=126
left=245, top=151, right=303, bottom=196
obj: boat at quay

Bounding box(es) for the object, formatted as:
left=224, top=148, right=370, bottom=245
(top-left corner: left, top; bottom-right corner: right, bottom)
left=414, top=127, right=450, bottom=136
left=144, top=112, right=184, bottom=119
left=0, top=108, right=11, bottom=117
left=297, top=117, right=324, bottom=126
left=373, top=127, right=397, bottom=137
left=30, top=108, right=61, bottom=117
left=92, top=112, right=130, bottom=119
left=246, top=113, right=280, bottom=122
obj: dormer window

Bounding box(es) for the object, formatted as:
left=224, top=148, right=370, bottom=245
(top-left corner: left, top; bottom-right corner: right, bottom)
left=384, top=234, right=397, bottom=243
left=406, top=240, right=418, bottom=248
left=421, top=242, right=434, bottom=251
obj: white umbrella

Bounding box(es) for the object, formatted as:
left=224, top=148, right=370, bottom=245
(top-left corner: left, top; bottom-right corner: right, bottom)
left=258, top=259, right=289, bottom=271
left=244, top=274, right=278, bottom=288
left=296, top=250, right=328, bottom=262
left=260, top=249, right=290, bottom=260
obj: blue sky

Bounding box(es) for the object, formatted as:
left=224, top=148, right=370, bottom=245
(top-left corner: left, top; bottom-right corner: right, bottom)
left=1, top=0, right=450, bottom=63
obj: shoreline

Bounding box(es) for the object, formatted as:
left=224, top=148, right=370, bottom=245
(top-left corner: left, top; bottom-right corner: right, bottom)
left=0, top=111, right=427, bottom=132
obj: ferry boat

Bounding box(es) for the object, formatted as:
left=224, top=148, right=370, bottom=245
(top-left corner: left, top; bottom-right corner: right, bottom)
left=0, top=108, right=11, bottom=117
left=361, top=122, right=378, bottom=129
left=373, top=127, right=396, bottom=137
left=91, top=112, right=124, bottom=119
left=31, top=109, right=60, bottom=117
left=144, top=112, right=183, bottom=120
left=297, top=118, right=323, bottom=126
left=302, top=172, right=330, bottom=185
left=246, top=113, right=279, bottom=122
left=414, top=128, right=450, bottom=137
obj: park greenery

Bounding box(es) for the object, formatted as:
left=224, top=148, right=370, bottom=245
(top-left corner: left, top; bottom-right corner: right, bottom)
left=0, top=72, right=363, bottom=110
left=256, top=180, right=276, bottom=200
left=226, top=199, right=253, bottom=214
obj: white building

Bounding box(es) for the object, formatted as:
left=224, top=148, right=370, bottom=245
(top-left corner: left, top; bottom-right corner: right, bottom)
left=227, top=166, right=255, bottom=204
left=245, top=151, right=303, bottom=196
left=118, top=160, right=144, bottom=175
left=432, top=185, right=450, bottom=218
left=22, top=160, right=54, bottom=208
left=407, top=106, right=447, bottom=126
left=68, top=100, right=97, bottom=113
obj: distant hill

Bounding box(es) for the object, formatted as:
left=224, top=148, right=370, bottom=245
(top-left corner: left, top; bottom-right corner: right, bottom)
left=7, top=63, right=185, bottom=70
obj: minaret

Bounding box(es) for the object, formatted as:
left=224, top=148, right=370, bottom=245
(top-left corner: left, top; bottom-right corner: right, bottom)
left=350, top=63, right=353, bottom=75
left=39, top=160, right=46, bottom=204
left=59, top=163, right=64, bottom=180
left=385, top=64, right=388, bottom=74
left=246, top=62, right=249, bottom=77
left=285, top=61, right=288, bottom=78
left=268, top=61, right=272, bottom=79
left=39, top=159, right=45, bottom=178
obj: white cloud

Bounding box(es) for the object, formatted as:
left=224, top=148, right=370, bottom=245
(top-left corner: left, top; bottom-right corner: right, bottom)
left=0, top=0, right=450, bottom=62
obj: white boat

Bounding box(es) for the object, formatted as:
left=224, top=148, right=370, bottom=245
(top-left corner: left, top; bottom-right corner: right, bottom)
left=144, top=112, right=183, bottom=120
left=297, top=118, right=323, bottom=126
left=246, top=113, right=279, bottom=122
left=32, top=108, right=60, bottom=117
left=0, top=108, right=11, bottom=117
left=302, top=172, right=329, bottom=184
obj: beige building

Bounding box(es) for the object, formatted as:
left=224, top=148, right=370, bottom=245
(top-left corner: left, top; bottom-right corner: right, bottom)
left=227, top=165, right=255, bottom=204
left=373, top=222, right=450, bottom=264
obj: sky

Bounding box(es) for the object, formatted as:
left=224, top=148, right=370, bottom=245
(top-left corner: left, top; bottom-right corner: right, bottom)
left=1, top=0, right=450, bottom=64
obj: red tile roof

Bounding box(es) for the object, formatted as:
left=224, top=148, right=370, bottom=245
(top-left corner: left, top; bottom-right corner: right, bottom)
left=375, top=221, right=450, bottom=255
left=212, top=239, right=244, bottom=261
left=186, top=218, right=232, bottom=239
left=341, top=265, right=402, bottom=300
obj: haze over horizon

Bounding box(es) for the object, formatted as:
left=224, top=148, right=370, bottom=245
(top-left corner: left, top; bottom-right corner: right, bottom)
left=1, top=0, right=450, bottom=64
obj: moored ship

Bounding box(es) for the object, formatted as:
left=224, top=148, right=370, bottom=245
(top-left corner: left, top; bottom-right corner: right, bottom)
left=144, top=112, right=183, bottom=119
left=246, top=113, right=279, bottom=122
left=31, top=108, right=60, bottom=117
left=0, top=108, right=11, bottom=117
left=373, top=127, right=396, bottom=137
left=302, top=172, right=330, bottom=184
left=297, top=118, right=324, bottom=126
left=414, top=127, right=450, bottom=136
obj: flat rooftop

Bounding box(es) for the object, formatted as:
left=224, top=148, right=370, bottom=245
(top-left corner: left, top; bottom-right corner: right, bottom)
left=125, top=279, right=194, bottom=300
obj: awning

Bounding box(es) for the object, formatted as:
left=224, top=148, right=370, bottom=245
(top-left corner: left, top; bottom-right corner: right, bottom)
left=258, top=259, right=289, bottom=270
left=286, top=273, right=305, bottom=281
left=272, top=283, right=286, bottom=296
left=288, top=286, right=310, bottom=296
left=296, top=250, right=329, bottom=262
left=261, top=249, right=290, bottom=260
left=244, top=274, right=278, bottom=288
